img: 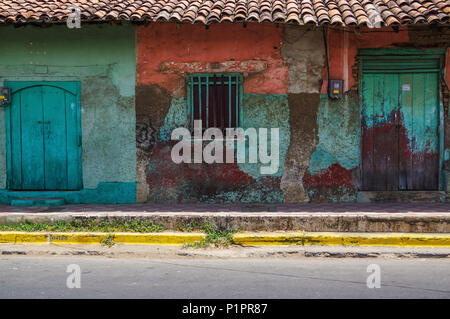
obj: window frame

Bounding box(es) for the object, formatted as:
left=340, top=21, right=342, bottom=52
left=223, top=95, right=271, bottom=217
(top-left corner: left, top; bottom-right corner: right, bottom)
left=187, top=73, right=244, bottom=131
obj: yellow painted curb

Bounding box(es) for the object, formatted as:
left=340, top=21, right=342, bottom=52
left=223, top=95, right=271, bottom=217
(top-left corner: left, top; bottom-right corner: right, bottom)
left=1, top=231, right=450, bottom=247
left=232, top=232, right=450, bottom=247
left=0, top=232, right=205, bottom=245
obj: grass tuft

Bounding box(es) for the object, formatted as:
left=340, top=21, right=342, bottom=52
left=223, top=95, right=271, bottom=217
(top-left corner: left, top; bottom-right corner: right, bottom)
left=0, top=219, right=165, bottom=233
left=183, top=220, right=236, bottom=248
left=101, top=234, right=116, bottom=247
left=0, top=218, right=237, bottom=249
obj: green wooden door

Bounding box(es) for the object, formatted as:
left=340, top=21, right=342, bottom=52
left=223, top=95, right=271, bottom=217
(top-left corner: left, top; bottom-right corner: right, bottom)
left=5, top=81, right=82, bottom=190
left=361, top=72, right=440, bottom=190
left=361, top=73, right=400, bottom=191
left=398, top=73, right=440, bottom=190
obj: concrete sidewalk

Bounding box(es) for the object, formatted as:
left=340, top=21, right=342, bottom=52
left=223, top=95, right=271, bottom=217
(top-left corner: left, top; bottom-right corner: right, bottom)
left=2, top=202, right=450, bottom=213
left=1, top=243, right=450, bottom=259
left=1, top=203, right=450, bottom=233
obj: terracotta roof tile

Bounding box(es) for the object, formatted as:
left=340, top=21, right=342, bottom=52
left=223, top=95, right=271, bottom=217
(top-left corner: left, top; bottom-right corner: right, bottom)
left=0, top=0, right=448, bottom=26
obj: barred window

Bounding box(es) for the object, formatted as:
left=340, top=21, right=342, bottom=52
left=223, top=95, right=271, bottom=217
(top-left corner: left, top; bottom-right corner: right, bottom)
left=188, top=74, right=243, bottom=131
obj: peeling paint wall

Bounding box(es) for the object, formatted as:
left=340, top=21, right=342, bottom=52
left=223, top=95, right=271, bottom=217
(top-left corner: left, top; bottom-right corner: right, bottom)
left=308, top=93, right=360, bottom=174
left=280, top=26, right=325, bottom=202
left=0, top=22, right=446, bottom=204
left=143, top=94, right=288, bottom=203
left=281, top=26, right=325, bottom=94
left=136, top=23, right=290, bottom=203
left=137, top=23, right=448, bottom=203
left=307, top=26, right=449, bottom=202
left=323, top=26, right=410, bottom=93
left=0, top=24, right=136, bottom=203
left=304, top=92, right=360, bottom=201
left=137, top=22, right=287, bottom=95
left=136, top=84, right=172, bottom=202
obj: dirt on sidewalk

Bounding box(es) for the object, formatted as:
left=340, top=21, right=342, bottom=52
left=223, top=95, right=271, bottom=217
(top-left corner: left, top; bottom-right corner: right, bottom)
left=1, top=243, right=450, bottom=259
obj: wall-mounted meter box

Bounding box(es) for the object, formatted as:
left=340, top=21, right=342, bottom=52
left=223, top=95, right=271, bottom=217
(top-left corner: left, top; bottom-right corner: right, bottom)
left=0, top=87, right=11, bottom=106
left=328, top=79, right=343, bottom=99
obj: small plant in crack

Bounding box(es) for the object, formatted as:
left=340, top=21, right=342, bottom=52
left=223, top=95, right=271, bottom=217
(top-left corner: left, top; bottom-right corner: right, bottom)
left=177, top=221, right=201, bottom=232
left=183, top=220, right=236, bottom=249
left=101, top=234, right=116, bottom=247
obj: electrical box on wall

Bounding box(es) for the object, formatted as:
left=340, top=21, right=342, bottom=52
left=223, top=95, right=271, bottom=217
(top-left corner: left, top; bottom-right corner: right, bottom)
left=0, top=87, right=11, bottom=106
left=328, top=79, right=343, bottom=99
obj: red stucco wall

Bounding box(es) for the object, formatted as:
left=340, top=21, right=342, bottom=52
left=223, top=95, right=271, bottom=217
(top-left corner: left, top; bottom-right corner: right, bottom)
left=137, top=22, right=288, bottom=95
left=322, top=27, right=410, bottom=93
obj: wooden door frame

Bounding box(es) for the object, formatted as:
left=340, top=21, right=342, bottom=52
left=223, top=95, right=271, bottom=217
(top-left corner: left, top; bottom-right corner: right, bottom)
left=4, top=81, right=82, bottom=190
left=358, top=48, right=446, bottom=191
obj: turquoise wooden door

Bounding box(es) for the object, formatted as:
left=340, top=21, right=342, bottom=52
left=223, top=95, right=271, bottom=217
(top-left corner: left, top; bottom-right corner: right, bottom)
left=5, top=81, right=82, bottom=190
left=398, top=73, right=440, bottom=190
left=361, top=72, right=440, bottom=190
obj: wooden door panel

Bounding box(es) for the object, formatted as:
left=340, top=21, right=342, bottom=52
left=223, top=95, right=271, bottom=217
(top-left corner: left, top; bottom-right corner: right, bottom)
left=422, top=73, right=439, bottom=190
left=6, top=81, right=82, bottom=191
left=361, top=73, right=399, bottom=191
left=20, top=86, right=45, bottom=190
left=42, top=86, right=68, bottom=190
left=399, top=73, right=439, bottom=190
left=362, top=72, right=439, bottom=191
left=398, top=74, right=413, bottom=190
left=9, top=90, right=23, bottom=190
left=384, top=74, right=399, bottom=191
left=371, top=73, right=386, bottom=191
left=412, top=73, right=426, bottom=189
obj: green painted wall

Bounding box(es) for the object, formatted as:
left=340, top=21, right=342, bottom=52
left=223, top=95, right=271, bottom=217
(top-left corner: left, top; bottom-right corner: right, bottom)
left=303, top=93, right=360, bottom=202
left=308, top=93, right=360, bottom=175
left=238, top=94, right=290, bottom=180
left=0, top=24, right=136, bottom=203
left=159, top=94, right=290, bottom=179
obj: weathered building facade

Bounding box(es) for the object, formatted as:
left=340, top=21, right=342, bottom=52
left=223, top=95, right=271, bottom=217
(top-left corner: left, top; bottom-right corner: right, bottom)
left=0, top=24, right=137, bottom=204
left=0, top=0, right=448, bottom=204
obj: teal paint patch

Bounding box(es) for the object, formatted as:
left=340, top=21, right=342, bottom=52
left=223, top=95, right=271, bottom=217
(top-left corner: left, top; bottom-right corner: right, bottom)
left=397, top=73, right=440, bottom=154
left=400, top=105, right=438, bottom=153
left=159, top=97, right=189, bottom=142
left=0, top=24, right=137, bottom=195
left=309, top=149, right=336, bottom=173
left=0, top=182, right=136, bottom=205
left=157, top=93, right=290, bottom=178
left=11, top=198, right=65, bottom=206
left=308, top=93, right=360, bottom=175
left=0, top=190, right=8, bottom=204
left=238, top=94, right=290, bottom=178
left=145, top=93, right=289, bottom=204
left=0, top=24, right=136, bottom=97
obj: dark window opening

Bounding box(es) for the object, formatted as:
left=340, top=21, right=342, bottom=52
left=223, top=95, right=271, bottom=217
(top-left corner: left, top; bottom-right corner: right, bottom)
left=188, top=74, right=242, bottom=132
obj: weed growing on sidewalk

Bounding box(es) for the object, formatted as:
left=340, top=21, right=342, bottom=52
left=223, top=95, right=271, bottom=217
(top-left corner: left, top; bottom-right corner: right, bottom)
left=101, top=234, right=116, bottom=247
left=177, top=221, right=200, bottom=232
left=184, top=220, right=236, bottom=248
left=0, top=219, right=165, bottom=233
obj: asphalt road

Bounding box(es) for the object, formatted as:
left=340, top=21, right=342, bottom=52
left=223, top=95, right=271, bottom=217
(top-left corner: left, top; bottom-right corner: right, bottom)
left=0, top=256, right=449, bottom=298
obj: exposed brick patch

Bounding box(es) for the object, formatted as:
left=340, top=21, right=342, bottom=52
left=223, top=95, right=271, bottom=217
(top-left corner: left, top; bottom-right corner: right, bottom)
left=159, top=60, right=268, bottom=75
